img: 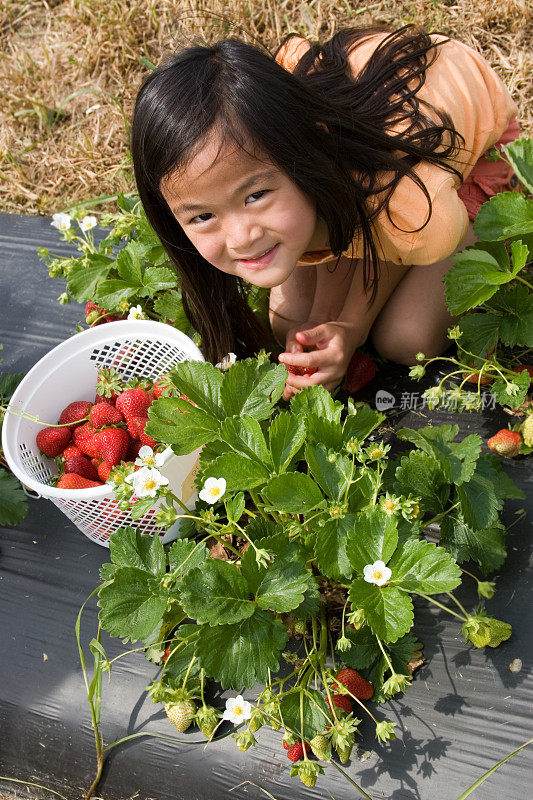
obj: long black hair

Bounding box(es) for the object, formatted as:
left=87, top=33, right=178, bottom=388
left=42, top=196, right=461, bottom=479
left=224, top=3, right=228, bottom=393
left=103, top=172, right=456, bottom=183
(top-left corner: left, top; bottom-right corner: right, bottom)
left=131, top=24, right=466, bottom=363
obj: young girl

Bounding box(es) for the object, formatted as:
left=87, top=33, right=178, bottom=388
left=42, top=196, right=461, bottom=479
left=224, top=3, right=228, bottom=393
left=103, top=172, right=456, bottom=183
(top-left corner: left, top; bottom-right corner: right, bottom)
left=130, top=24, right=519, bottom=400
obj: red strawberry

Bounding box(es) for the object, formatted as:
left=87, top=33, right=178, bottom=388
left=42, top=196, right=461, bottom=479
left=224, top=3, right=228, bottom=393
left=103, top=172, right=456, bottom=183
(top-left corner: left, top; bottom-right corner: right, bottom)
left=97, top=460, right=113, bottom=482
left=153, top=376, right=174, bottom=398
left=93, top=427, right=130, bottom=467
left=126, top=439, right=143, bottom=461
left=59, top=445, right=99, bottom=481
left=287, top=365, right=318, bottom=377
left=115, top=388, right=152, bottom=420
left=94, top=393, right=116, bottom=407
left=85, top=301, right=126, bottom=325
left=512, top=365, right=533, bottom=383
left=162, top=647, right=171, bottom=663
left=73, top=422, right=99, bottom=458
left=286, top=741, right=310, bottom=762
left=336, top=668, right=373, bottom=700
left=36, top=426, right=72, bottom=458
left=487, top=429, right=522, bottom=458
left=57, top=473, right=103, bottom=489
left=326, top=694, right=352, bottom=715
left=58, top=401, right=92, bottom=430
left=95, top=368, right=123, bottom=401
left=89, top=403, right=124, bottom=429
left=345, top=351, right=376, bottom=393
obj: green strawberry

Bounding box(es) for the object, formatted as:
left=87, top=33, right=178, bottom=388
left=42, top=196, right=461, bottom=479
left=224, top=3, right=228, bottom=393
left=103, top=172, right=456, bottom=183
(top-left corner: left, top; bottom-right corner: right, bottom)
left=521, top=413, right=533, bottom=446
left=336, top=735, right=354, bottom=763
left=195, top=705, right=221, bottom=740
left=309, top=734, right=331, bottom=761
left=164, top=688, right=197, bottom=733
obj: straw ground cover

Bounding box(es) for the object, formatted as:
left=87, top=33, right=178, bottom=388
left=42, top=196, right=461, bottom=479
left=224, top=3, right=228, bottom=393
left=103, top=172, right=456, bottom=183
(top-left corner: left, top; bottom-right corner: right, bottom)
left=0, top=0, right=531, bottom=216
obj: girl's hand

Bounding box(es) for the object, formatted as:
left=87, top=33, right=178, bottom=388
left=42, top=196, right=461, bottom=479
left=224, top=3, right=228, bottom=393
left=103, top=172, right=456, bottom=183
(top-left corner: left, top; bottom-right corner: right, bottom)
left=279, top=322, right=364, bottom=401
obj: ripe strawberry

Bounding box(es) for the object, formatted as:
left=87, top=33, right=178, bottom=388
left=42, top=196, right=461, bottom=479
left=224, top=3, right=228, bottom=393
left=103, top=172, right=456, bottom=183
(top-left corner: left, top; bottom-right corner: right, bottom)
left=164, top=699, right=197, bottom=733
left=162, top=647, right=171, bottom=663
left=59, top=444, right=99, bottom=481
left=326, top=694, right=352, bottom=715
left=97, top=460, right=113, bottom=482
left=512, top=365, right=533, bottom=383
left=116, top=388, right=152, bottom=420
left=287, top=741, right=309, bottom=762
left=89, top=403, right=124, bottom=429
left=36, top=426, right=72, bottom=458
left=462, top=371, right=493, bottom=385
left=521, top=414, right=533, bottom=447
left=85, top=301, right=126, bottom=325
left=94, top=393, right=116, bottom=407
left=487, top=429, right=522, bottom=458
left=153, top=375, right=174, bottom=398
left=57, top=473, right=103, bottom=489
left=58, top=400, right=92, bottom=430
left=336, top=667, right=373, bottom=700
left=93, top=427, right=130, bottom=467
left=73, top=422, right=99, bottom=458
left=126, top=438, right=143, bottom=461
left=345, top=351, right=376, bottom=393
left=287, top=365, right=318, bottom=376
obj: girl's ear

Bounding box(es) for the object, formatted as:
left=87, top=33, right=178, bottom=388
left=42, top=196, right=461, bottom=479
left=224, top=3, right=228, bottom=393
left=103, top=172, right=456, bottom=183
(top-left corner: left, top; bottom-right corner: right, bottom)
left=316, top=121, right=329, bottom=133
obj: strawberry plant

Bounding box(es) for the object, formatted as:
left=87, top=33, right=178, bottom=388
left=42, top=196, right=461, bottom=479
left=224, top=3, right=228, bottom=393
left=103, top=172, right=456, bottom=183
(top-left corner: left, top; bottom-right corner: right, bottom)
left=409, top=136, right=533, bottom=418
left=0, top=346, right=28, bottom=527
left=86, top=354, right=523, bottom=795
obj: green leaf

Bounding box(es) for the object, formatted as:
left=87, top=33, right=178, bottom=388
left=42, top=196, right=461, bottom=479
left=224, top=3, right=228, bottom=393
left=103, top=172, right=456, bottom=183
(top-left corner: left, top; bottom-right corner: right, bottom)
left=195, top=610, right=288, bottom=689
left=398, top=426, right=481, bottom=486
left=305, top=443, right=351, bottom=500
left=141, top=266, right=178, bottom=296
left=147, top=397, right=220, bottom=454
left=305, top=414, right=344, bottom=449
left=444, top=246, right=513, bottom=314
left=347, top=468, right=375, bottom=513
left=474, top=191, right=533, bottom=241
left=342, top=405, right=385, bottom=444
left=169, top=361, right=224, bottom=419
left=0, top=469, right=28, bottom=526
left=219, top=415, right=272, bottom=467
left=340, top=626, right=381, bottom=669
left=484, top=454, right=525, bottom=499
left=279, top=688, right=329, bottom=740
left=388, top=539, right=461, bottom=594
left=502, top=136, right=533, bottom=194
left=486, top=284, right=533, bottom=347
left=98, top=567, right=167, bottom=641
left=130, top=496, right=156, bottom=520
left=255, top=551, right=311, bottom=613
left=179, top=559, right=255, bottom=625
left=263, top=472, right=324, bottom=513
left=394, top=451, right=449, bottom=512
left=388, top=631, right=423, bottom=676
left=226, top=491, right=246, bottom=523
left=108, top=526, right=165, bottom=576
left=292, top=576, right=320, bottom=620
left=116, top=241, right=145, bottom=284
left=168, top=539, right=208, bottom=575
left=458, top=313, right=501, bottom=359
left=348, top=580, right=414, bottom=643
left=163, top=624, right=201, bottom=685
left=220, top=359, right=287, bottom=419
left=269, top=412, right=306, bottom=473
left=440, top=513, right=507, bottom=573
left=490, top=368, right=530, bottom=409
left=208, top=452, right=270, bottom=492
left=312, top=515, right=355, bottom=580
left=290, top=385, right=343, bottom=424
left=346, top=508, right=398, bottom=572
left=67, top=255, right=113, bottom=302
left=0, top=371, right=25, bottom=402
left=455, top=456, right=504, bottom=530
left=153, top=291, right=190, bottom=332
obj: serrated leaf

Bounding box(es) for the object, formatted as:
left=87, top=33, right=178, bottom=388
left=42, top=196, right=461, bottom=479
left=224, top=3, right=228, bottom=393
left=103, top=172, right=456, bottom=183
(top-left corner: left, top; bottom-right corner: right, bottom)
left=388, top=631, right=423, bottom=676
left=490, top=369, right=530, bottom=409
left=305, top=443, right=351, bottom=500
left=168, top=361, right=224, bottom=419
left=312, top=515, right=355, bottom=580
left=208, top=452, right=270, bottom=492
left=263, top=472, right=324, bottom=513
left=474, top=191, right=533, bottom=241
left=168, top=539, right=208, bottom=575
left=502, top=136, right=533, bottom=193
left=147, top=397, right=220, bottom=455
left=226, top=491, right=246, bottom=523
left=394, top=451, right=449, bottom=512
left=219, top=415, right=272, bottom=467
left=340, top=625, right=380, bottom=668
left=342, top=405, right=385, bottom=444
left=444, top=247, right=513, bottom=314
left=398, top=427, right=481, bottom=486
left=0, top=468, right=28, bottom=526
left=67, top=255, right=113, bottom=302
left=289, top=385, right=343, bottom=423
left=455, top=456, right=504, bottom=530
left=305, top=414, right=344, bottom=449
left=347, top=468, right=375, bottom=513
left=98, top=567, right=167, bottom=641
left=458, top=313, right=500, bottom=359
left=153, top=291, right=189, bottom=332
left=256, top=552, right=311, bottom=613
left=388, top=539, right=461, bottom=594
left=130, top=496, right=156, bottom=520
left=220, top=359, right=287, bottom=419
left=141, top=266, right=178, bottom=296
left=108, top=526, right=165, bottom=576
left=163, top=623, right=201, bottom=685
left=348, top=580, right=414, bottom=643
left=179, top=559, right=255, bottom=625
left=195, top=610, right=287, bottom=689
left=292, top=576, right=320, bottom=620
left=279, top=689, right=329, bottom=740
left=269, top=412, right=306, bottom=473
left=116, top=241, right=145, bottom=284
left=484, top=454, right=525, bottom=499
left=95, top=278, right=138, bottom=309
left=486, top=284, right=533, bottom=347
left=0, top=372, right=24, bottom=402
left=440, top=513, right=507, bottom=573
left=346, top=508, right=398, bottom=573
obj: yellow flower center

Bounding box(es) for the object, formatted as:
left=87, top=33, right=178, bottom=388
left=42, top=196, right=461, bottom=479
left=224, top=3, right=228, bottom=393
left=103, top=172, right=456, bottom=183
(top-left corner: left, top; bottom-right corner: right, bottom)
left=144, top=479, right=157, bottom=492
left=233, top=705, right=242, bottom=716
left=144, top=457, right=155, bottom=467
left=385, top=500, right=395, bottom=511
left=372, top=570, right=383, bottom=581
left=209, top=487, right=220, bottom=497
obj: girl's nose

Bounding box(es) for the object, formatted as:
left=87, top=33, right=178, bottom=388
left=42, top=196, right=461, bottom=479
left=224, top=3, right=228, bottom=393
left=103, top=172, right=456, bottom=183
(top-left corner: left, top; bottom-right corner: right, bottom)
left=225, top=217, right=264, bottom=254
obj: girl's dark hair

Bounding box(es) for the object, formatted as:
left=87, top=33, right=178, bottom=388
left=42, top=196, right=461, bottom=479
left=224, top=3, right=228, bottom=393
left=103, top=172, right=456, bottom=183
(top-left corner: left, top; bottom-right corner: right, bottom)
left=131, top=24, right=466, bottom=363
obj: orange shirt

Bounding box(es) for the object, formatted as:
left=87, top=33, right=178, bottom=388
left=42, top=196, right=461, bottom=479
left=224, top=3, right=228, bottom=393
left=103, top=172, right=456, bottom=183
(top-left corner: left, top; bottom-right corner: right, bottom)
left=275, top=33, right=519, bottom=266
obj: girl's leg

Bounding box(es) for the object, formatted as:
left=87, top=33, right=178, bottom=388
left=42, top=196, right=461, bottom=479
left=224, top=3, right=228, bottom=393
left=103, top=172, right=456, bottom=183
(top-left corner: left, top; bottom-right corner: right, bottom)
left=370, top=220, right=477, bottom=365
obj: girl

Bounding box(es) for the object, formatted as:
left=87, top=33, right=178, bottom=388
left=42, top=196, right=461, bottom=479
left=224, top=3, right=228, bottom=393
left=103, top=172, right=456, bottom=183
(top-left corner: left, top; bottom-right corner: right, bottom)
left=130, top=24, right=519, bottom=400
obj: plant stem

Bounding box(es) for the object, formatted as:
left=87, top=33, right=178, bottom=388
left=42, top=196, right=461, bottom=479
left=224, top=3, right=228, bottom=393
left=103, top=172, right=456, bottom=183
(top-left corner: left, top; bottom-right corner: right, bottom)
left=417, top=592, right=467, bottom=621
left=424, top=501, right=460, bottom=528
left=446, top=591, right=470, bottom=618
left=329, top=761, right=376, bottom=799
left=516, top=275, right=533, bottom=291
left=249, top=488, right=269, bottom=519
left=455, top=738, right=533, bottom=800
left=375, top=637, right=395, bottom=674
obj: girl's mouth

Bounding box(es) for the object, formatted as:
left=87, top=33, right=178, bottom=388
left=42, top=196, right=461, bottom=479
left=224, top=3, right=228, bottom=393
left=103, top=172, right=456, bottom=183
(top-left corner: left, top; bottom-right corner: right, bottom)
left=236, top=243, right=279, bottom=269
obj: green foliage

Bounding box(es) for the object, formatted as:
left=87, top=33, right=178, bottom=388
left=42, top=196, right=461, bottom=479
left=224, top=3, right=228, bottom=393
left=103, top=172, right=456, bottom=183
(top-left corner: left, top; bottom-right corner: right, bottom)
left=0, top=362, right=28, bottom=526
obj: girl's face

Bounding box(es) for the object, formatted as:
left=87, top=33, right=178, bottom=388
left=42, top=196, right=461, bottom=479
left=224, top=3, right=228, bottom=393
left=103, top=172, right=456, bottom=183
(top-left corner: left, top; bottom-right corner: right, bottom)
left=160, top=131, right=328, bottom=288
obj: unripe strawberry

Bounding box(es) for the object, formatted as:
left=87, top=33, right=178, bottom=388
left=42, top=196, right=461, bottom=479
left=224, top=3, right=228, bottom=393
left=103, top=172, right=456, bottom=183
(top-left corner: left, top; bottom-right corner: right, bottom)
left=487, top=429, right=522, bottom=458
left=165, top=699, right=197, bottom=733
left=336, top=738, right=354, bottom=764
left=298, top=761, right=319, bottom=787
left=195, top=705, right=221, bottom=740
left=336, top=667, right=373, bottom=700
left=309, top=734, right=331, bottom=760
left=521, top=414, right=533, bottom=447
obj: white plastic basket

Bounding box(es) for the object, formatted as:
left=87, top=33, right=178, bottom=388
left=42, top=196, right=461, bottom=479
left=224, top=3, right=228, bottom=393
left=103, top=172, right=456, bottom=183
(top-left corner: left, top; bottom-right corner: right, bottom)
left=2, top=320, right=205, bottom=547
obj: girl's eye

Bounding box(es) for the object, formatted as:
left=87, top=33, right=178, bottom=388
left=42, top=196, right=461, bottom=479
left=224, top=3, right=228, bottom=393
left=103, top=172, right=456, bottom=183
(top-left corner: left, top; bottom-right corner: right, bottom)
left=246, top=190, right=268, bottom=203
left=188, top=191, right=268, bottom=224
left=190, top=212, right=213, bottom=224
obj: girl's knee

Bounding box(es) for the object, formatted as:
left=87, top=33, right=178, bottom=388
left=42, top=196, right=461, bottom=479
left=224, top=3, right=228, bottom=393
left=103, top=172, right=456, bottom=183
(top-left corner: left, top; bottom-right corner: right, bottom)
left=371, top=320, right=449, bottom=366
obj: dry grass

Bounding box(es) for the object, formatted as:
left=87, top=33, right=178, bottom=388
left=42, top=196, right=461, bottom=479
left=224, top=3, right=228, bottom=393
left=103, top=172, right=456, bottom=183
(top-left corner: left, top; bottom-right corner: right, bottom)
left=0, top=0, right=531, bottom=215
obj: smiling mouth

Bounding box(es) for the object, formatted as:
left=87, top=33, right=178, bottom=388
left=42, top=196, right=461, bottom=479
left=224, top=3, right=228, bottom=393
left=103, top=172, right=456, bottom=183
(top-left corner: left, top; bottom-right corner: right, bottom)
left=238, top=245, right=276, bottom=261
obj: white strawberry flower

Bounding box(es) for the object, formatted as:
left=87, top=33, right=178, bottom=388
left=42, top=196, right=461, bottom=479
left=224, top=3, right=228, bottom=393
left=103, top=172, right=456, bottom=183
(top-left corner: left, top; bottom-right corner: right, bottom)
left=135, top=445, right=165, bottom=469
left=128, top=304, right=147, bottom=320
left=79, top=215, right=97, bottom=232
left=125, top=466, right=169, bottom=498
left=363, top=560, right=392, bottom=587
left=199, top=476, right=226, bottom=503
left=222, top=695, right=252, bottom=724
left=51, top=212, right=72, bottom=231
left=215, top=352, right=237, bottom=370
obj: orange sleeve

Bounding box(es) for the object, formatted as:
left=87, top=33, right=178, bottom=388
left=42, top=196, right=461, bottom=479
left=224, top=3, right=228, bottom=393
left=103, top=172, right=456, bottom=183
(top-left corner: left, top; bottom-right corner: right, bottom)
left=274, top=36, right=311, bottom=72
